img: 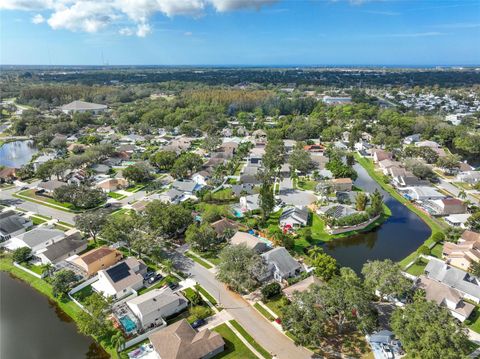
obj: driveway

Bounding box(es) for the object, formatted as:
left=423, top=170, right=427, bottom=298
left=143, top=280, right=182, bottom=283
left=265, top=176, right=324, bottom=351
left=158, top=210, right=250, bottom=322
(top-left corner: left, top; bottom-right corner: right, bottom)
left=278, top=189, right=317, bottom=207
left=171, top=250, right=313, bottom=359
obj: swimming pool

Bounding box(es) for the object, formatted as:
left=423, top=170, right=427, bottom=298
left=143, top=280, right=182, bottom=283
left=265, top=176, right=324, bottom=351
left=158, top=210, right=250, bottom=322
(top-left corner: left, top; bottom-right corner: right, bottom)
left=233, top=209, right=244, bottom=218
left=119, top=316, right=137, bottom=333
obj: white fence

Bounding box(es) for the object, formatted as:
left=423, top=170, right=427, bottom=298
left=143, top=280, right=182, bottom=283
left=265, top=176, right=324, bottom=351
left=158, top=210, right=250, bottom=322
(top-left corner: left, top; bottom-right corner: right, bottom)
left=327, top=215, right=380, bottom=235
left=13, top=262, right=44, bottom=279
left=123, top=320, right=167, bottom=349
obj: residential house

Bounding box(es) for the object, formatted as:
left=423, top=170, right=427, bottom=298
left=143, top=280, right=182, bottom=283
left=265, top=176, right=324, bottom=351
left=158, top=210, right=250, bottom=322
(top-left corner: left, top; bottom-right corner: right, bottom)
left=417, top=275, right=474, bottom=322
left=240, top=165, right=260, bottom=185
left=279, top=207, right=309, bottom=229
left=322, top=96, right=352, bottom=105
left=172, top=180, right=200, bottom=194
left=36, top=230, right=87, bottom=265
left=73, top=246, right=123, bottom=276
left=372, top=149, right=393, bottom=163
left=148, top=319, right=225, bottom=359
left=156, top=188, right=185, bottom=204
left=407, top=186, right=445, bottom=201
left=4, top=227, right=65, bottom=253
left=67, top=169, right=88, bottom=185
left=96, top=178, right=129, bottom=192
left=261, top=247, right=303, bottom=282
left=120, top=134, right=145, bottom=144
left=59, top=100, right=107, bottom=114
left=91, top=163, right=111, bottom=175
left=392, top=171, right=427, bottom=187
left=231, top=184, right=255, bottom=197
left=445, top=213, right=472, bottom=229
left=457, top=171, right=480, bottom=184
left=0, top=211, right=32, bottom=242
left=424, top=259, right=480, bottom=303
left=416, top=140, right=441, bottom=149
left=426, top=198, right=466, bottom=216
left=92, top=257, right=147, bottom=299
left=210, top=218, right=239, bottom=238
left=443, top=231, right=480, bottom=271
left=282, top=275, right=323, bottom=300
left=0, top=167, right=17, bottom=183
left=239, top=193, right=261, bottom=212
left=37, top=180, right=67, bottom=193
left=247, top=147, right=265, bottom=166
left=317, top=204, right=358, bottom=220
left=229, top=231, right=269, bottom=253
left=32, top=153, right=56, bottom=171
left=310, top=154, right=329, bottom=170
left=378, top=159, right=402, bottom=175
left=192, top=171, right=210, bottom=186
left=403, top=134, right=421, bottom=145
left=330, top=178, right=353, bottom=192
left=126, top=287, right=188, bottom=329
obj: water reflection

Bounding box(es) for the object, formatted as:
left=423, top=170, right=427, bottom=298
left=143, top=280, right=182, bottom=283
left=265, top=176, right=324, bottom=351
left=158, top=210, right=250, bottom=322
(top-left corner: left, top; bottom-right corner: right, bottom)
left=0, top=140, right=38, bottom=167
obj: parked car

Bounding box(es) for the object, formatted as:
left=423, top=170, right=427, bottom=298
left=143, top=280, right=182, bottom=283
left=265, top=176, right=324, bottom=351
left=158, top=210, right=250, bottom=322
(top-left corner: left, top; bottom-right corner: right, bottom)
left=143, top=271, right=156, bottom=280
left=167, top=281, right=178, bottom=290
left=191, top=319, right=205, bottom=329
left=148, top=274, right=163, bottom=284
left=382, top=344, right=394, bottom=359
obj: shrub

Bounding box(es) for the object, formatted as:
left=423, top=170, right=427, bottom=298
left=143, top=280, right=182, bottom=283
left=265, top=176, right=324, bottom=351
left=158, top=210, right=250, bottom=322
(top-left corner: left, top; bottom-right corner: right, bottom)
left=12, top=247, right=32, bottom=263
left=431, top=232, right=445, bottom=244
left=261, top=282, right=281, bottom=301
left=189, top=306, right=211, bottom=321
left=417, top=245, right=430, bottom=255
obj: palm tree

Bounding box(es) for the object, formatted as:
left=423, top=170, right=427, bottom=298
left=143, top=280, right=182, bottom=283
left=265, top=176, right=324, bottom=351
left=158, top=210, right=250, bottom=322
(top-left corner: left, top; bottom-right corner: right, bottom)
left=111, top=331, right=125, bottom=355
left=42, top=263, right=53, bottom=277
left=458, top=190, right=467, bottom=200
left=162, top=259, right=173, bottom=276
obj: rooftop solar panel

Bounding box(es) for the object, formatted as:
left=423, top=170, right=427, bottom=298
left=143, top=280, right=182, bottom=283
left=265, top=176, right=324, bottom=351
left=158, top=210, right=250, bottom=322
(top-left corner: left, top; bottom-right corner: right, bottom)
left=106, top=262, right=130, bottom=283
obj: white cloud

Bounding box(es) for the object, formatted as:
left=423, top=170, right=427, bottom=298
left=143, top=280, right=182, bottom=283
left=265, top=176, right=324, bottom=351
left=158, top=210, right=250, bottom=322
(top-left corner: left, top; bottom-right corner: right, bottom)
left=184, top=31, right=193, bottom=36
left=0, top=0, right=279, bottom=36
left=31, top=13, right=45, bottom=24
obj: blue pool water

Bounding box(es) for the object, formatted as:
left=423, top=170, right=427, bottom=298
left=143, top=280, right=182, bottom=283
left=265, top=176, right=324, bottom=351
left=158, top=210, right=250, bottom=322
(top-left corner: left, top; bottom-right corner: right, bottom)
left=120, top=316, right=137, bottom=333
left=233, top=209, right=244, bottom=218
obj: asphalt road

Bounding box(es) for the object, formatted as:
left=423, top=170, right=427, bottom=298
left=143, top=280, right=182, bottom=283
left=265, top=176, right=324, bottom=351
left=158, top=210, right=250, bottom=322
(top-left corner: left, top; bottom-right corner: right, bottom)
left=171, top=248, right=313, bottom=359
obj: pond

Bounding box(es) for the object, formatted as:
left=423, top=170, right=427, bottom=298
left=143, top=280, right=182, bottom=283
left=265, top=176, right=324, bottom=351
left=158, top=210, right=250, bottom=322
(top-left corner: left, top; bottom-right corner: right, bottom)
left=322, top=163, right=431, bottom=273
left=0, top=272, right=109, bottom=359
left=0, top=140, right=38, bottom=168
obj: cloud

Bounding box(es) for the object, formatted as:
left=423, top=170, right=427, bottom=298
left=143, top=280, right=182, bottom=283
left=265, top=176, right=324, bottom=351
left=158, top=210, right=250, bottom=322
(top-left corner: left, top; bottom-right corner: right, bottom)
left=184, top=31, right=193, bottom=36
left=362, top=10, right=400, bottom=16
left=31, top=13, right=45, bottom=24
left=1, top=0, right=278, bottom=36
left=381, top=32, right=445, bottom=38
left=432, top=23, right=480, bottom=29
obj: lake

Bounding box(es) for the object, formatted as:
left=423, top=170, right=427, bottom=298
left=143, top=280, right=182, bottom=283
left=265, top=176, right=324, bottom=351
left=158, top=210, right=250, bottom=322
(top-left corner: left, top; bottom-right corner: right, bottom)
left=0, top=272, right=109, bottom=359
left=322, top=163, right=431, bottom=273
left=0, top=140, right=38, bottom=168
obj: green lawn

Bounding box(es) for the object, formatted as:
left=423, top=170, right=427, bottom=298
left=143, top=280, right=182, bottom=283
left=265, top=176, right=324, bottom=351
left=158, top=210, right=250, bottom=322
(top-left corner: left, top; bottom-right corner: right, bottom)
left=125, top=184, right=145, bottom=193
left=264, top=295, right=287, bottom=317
left=210, top=188, right=237, bottom=202
left=72, top=285, right=94, bottom=304
left=195, top=284, right=218, bottom=306
left=185, top=251, right=214, bottom=269
left=466, top=305, right=480, bottom=334
left=15, top=189, right=81, bottom=212
left=107, top=191, right=126, bottom=199
left=253, top=303, right=275, bottom=321
left=19, top=262, right=45, bottom=275
left=296, top=178, right=318, bottom=191
left=405, top=258, right=429, bottom=276
left=229, top=320, right=273, bottom=359
left=212, top=324, right=257, bottom=359
left=191, top=250, right=221, bottom=266
left=430, top=243, right=444, bottom=258
left=31, top=216, right=47, bottom=225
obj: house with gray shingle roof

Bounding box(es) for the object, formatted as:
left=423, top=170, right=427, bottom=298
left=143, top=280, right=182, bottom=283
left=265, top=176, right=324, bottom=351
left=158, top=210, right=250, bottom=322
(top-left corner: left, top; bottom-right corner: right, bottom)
left=36, top=230, right=87, bottom=265
left=261, top=247, right=303, bottom=282
left=59, top=100, right=107, bottom=114
left=0, top=211, right=32, bottom=242
left=4, top=227, right=65, bottom=253
left=279, top=206, right=309, bottom=228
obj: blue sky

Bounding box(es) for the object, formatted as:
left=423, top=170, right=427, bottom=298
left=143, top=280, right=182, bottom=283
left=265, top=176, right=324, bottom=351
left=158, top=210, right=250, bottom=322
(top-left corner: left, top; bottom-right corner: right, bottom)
left=1, top=0, right=479, bottom=65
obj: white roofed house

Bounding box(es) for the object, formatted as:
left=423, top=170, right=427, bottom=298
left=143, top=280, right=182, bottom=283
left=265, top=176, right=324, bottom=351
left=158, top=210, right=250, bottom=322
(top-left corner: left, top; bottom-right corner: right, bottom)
left=59, top=100, right=107, bottom=114
left=92, top=257, right=147, bottom=299
left=261, top=247, right=303, bottom=282
left=172, top=180, right=201, bottom=195
left=3, top=227, right=65, bottom=253
left=407, top=186, right=445, bottom=201
left=126, top=287, right=188, bottom=329
left=239, top=193, right=261, bottom=212
left=457, top=171, right=480, bottom=184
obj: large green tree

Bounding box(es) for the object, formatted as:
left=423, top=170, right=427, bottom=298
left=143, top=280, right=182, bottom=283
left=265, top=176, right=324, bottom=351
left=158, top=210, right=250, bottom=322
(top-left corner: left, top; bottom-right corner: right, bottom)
left=144, top=200, right=193, bottom=238
left=216, top=244, right=268, bottom=293
left=74, top=209, right=108, bottom=242
left=185, top=223, right=217, bottom=252
left=391, top=297, right=470, bottom=359
left=149, top=150, right=177, bottom=171
left=51, top=269, right=77, bottom=298
left=362, top=259, right=412, bottom=299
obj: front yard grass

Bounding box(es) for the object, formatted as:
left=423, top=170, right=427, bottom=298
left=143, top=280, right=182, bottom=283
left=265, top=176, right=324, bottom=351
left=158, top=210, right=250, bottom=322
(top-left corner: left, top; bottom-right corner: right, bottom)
left=191, top=249, right=221, bottom=266
left=212, top=323, right=257, bottom=359
left=31, top=216, right=47, bottom=225
left=195, top=284, right=218, bottom=306
left=296, top=178, right=318, bottom=191
left=253, top=303, right=275, bottom=321
left=465, top=304, right=480, bottom=334
left=430, top=243, right=443, bottom=258
left=107, top=191, right=126, bottom=200
left=264, top=295, right=287, bottom=317
left=125, top=184, right=145, bottom=193
left=185, top=251, right=214, bottom=269
left=229, top=320, right=273, bottom=359
left=14, top=189, right=82, bottom=212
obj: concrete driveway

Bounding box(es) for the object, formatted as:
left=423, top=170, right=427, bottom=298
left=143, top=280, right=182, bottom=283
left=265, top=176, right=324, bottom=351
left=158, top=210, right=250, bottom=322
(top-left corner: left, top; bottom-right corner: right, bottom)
left=278, top=189, right=317, bottom=207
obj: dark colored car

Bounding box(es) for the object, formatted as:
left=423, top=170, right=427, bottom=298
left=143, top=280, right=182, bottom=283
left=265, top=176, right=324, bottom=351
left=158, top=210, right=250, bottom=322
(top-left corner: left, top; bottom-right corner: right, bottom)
left=191, top=319, right=205, bottom=329
left=144, top=271, right=156, bottom=280
left=148, top=274, right=163, bottom=284
left=167, top=282, right=178, bottom=290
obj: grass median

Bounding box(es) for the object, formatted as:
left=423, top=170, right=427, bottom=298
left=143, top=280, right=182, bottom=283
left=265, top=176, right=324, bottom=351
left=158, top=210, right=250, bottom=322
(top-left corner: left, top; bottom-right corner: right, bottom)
left=229, top=320, right=273, bottom=359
